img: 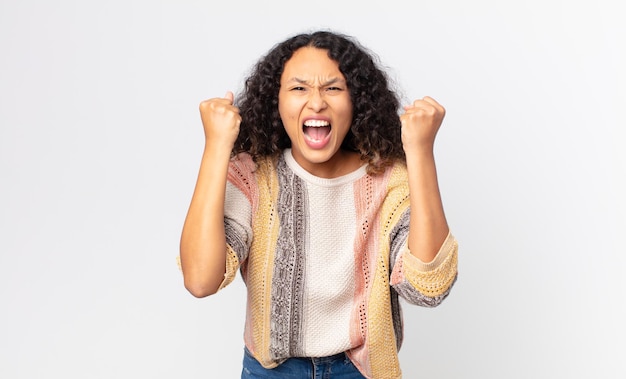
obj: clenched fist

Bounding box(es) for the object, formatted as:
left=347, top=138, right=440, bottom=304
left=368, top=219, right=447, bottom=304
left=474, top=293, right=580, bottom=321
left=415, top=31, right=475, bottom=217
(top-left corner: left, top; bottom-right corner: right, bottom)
left=199, top=91, right=242, bottom=149
left=400, top=96, right=445, bottom=154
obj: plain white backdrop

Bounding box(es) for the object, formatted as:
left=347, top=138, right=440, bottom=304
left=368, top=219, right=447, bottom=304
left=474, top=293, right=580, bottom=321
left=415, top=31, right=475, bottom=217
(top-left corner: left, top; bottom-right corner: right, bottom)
left=1, top=0, right=624, bottom=378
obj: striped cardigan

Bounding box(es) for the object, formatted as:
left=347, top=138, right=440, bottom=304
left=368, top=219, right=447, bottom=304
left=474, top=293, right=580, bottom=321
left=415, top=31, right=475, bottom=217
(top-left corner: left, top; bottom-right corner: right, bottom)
left=218, top=150, right=458, bottom=379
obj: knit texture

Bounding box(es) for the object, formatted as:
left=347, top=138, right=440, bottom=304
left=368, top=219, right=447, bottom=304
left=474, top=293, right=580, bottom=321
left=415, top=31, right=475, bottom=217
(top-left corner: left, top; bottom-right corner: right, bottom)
left=217, top=150, right=458, bottom=379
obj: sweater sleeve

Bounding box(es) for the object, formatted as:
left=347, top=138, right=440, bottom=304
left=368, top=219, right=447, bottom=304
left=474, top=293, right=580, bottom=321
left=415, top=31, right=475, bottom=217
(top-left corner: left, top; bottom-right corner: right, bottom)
left=217, top=155, right=256, bottom=291
left=175, top=172, right=253, bottom=291
left=390, top=232, right=458, bottom=307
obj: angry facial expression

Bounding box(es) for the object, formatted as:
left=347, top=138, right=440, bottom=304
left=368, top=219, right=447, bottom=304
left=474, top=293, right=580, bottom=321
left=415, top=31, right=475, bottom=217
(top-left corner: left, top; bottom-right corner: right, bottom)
left=278, top=47, right=354, bottom=178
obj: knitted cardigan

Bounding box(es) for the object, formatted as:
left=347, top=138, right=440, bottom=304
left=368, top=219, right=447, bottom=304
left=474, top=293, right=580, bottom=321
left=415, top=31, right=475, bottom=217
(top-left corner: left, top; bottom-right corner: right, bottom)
left=218, top=151, right=458, bottom=379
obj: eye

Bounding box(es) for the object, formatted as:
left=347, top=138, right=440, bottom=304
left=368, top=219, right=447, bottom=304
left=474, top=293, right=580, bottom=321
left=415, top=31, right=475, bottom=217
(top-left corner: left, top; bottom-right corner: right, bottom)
left=290, top=86, right=306, bottom=91
left=326, top=86, right=343, bottom=92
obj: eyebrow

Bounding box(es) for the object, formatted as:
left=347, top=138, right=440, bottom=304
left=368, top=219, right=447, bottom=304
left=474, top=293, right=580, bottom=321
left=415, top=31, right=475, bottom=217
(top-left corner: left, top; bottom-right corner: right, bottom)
left=286, top=77, right=346, bottom=86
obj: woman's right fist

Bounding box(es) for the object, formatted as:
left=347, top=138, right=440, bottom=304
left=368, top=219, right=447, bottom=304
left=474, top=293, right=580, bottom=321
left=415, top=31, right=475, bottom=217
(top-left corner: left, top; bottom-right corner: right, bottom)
left=199, top=91, right=241, bottom=147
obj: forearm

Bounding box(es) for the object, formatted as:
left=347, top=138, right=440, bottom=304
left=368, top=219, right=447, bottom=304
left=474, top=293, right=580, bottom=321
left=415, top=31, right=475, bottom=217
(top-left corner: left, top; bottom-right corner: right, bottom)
left=180, top=143, right=232, bottom=297
left=406, top=149, right=449, bottom=263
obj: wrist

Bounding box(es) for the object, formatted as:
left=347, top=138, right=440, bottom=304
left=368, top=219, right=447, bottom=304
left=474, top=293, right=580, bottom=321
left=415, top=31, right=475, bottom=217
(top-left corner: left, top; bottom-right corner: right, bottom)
left=204, top=138, right=234, bottom=154
left=403, top=144, right=435, bottom=159
left=202, top=142, right=233, bottom=165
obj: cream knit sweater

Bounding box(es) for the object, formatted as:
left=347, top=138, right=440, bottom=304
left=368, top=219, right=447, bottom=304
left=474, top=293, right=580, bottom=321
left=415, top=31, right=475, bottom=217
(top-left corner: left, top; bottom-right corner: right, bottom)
left=218, top=149, right=458, bottom=379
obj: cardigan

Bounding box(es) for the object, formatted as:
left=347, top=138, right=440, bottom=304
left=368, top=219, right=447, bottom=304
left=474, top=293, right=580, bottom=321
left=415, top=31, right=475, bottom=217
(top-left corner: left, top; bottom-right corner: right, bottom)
left=218, top=150, right=458, bottom=379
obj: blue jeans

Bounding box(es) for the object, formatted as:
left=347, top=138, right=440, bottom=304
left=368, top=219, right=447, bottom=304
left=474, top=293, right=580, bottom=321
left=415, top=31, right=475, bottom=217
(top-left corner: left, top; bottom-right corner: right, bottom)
left=241, top=347, right=366, bottom=378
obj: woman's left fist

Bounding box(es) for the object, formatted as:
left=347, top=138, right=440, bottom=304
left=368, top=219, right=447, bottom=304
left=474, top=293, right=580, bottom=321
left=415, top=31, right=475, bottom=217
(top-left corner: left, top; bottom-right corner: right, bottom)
left=400, top=96, right=446, bottom=152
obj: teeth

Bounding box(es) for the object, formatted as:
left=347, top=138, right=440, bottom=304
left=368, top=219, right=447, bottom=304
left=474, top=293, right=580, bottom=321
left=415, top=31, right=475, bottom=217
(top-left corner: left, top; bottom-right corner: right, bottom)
left=303, top=120, right=330, bottom=127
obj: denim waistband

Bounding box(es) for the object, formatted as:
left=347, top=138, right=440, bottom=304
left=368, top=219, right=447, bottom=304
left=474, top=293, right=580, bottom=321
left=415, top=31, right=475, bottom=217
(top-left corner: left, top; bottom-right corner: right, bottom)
left=245, top=346, right=347, bottom=364
left=295, top=351, right=347, bottom=364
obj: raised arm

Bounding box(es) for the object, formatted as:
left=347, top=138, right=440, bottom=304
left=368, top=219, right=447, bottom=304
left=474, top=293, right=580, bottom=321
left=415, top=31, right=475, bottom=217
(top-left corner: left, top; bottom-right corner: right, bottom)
left=400, top=96, right=450, bottom=263
left=180, top=92, right=241, bottom=297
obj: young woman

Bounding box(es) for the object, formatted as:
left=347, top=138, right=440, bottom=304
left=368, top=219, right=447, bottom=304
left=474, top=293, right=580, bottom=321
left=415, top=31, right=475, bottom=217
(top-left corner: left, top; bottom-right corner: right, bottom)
left=179, top=30, right=458, bottom=379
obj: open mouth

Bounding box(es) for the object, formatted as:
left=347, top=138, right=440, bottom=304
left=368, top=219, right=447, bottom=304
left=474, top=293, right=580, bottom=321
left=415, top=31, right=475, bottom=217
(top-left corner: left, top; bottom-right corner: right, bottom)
left=303, top=119, right=331, bottom=142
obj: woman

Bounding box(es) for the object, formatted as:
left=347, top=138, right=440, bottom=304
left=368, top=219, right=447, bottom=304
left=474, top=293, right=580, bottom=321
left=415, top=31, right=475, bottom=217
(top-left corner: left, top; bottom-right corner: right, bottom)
left=179, top=30, right=458, bottom=379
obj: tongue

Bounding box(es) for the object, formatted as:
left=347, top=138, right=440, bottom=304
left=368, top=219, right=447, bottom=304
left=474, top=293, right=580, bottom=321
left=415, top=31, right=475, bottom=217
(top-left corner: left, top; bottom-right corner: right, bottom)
left=305, top=126, right=331, bottom=141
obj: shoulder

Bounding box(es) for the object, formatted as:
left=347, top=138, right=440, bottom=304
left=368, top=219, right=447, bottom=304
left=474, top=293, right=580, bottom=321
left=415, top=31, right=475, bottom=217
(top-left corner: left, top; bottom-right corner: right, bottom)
left=382, top=161, right=410, bottom=200
left=228, top=152, right=279, bottom=187
left=372, top=160, right=408, bottom=188
left=388, top=160, right=407, bottom=177
left=229, top=152, right=255, bottom=171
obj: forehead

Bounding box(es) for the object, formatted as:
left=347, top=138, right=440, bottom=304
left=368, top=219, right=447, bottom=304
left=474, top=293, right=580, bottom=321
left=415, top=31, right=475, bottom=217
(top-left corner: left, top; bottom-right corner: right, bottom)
left=281, top=47, right=344, bottom=81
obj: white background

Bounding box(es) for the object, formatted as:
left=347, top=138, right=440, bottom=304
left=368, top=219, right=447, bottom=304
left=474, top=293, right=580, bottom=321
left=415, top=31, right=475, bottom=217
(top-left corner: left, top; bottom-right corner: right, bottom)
left=1, top=0, right=624, bottom=378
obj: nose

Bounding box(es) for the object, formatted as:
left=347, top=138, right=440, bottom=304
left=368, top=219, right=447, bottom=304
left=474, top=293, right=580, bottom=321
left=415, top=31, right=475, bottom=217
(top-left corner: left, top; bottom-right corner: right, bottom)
left=307, top=89, right=327, bottom=112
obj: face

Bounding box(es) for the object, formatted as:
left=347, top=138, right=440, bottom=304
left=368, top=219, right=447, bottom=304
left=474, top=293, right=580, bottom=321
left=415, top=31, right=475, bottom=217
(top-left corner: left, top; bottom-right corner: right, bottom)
left=278, top=47, right=354, bottom=177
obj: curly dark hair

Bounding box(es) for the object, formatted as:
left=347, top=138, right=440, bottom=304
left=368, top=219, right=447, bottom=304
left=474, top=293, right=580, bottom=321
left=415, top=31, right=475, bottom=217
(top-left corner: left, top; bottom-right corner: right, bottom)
left=234, top=30, right=405, bottom=174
